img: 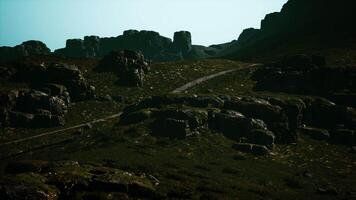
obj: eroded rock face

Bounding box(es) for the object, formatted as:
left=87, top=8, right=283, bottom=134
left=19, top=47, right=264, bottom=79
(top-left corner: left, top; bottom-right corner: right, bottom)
left=0, top=160, right=157, bottom=200
left=173, top=31, right=192, bottom=54
left=0, top=40, right=51, bottom=63
left=53, top=30, right=218, bottom=61
left=98, top=50, right=150, bottom=87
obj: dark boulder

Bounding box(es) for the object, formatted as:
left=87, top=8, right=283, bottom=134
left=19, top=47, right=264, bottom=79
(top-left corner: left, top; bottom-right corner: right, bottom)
left=232, top=143, right=270, bottom=156
left=223, top=97, right=294, bottom=143
left=13, top=62, right=95, bottom=101
left=98, top=50, right=150, bottom=87
left=302, top=97, right=356, bottom=129
left=151, top=118, right=191, bottom=139
left=208, top=110, right=273, bottom=144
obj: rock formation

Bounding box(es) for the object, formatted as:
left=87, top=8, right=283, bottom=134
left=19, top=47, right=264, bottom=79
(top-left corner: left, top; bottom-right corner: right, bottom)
left=0, top=62, right=95, bottom=128
left=97, top=50, right=150, bottom=87
left=222, top=0, right=356, bottom=59
left=0, top=41, right=51, bottom=62
left=54, top=30, right=218, bottom=61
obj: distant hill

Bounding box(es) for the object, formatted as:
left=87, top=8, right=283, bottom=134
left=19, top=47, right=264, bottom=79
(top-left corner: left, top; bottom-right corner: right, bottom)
left=220, top=0, right=356, bottom=62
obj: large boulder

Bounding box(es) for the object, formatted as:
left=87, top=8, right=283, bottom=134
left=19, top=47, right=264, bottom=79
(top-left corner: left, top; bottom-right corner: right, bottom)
left=98, top=50, right=150, bottom=87
left=2, top=90, right=68, bottom=128
left=12, top=62, right=95, bottom=101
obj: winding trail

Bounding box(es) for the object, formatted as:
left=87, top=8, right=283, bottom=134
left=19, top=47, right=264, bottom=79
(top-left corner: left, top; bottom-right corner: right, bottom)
left=0, top=64, right=258, bottom=147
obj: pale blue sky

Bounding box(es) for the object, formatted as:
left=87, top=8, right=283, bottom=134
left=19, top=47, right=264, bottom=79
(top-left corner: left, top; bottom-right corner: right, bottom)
left=0, top=0, right=287, bottom=50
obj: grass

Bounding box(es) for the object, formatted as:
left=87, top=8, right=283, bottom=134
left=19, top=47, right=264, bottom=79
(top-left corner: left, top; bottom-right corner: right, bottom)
left=0, top=56, right=355, bottom=199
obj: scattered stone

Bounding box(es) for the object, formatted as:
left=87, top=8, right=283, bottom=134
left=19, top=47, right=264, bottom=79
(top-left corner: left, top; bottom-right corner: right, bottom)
left=232, top=143, right=270, bottom=156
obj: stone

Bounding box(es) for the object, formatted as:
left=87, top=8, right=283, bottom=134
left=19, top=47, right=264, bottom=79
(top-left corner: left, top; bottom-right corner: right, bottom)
left=299, top=127, right=330, bottom=140
left=247, top=129, right=275, bottom=146
left=232, top=143, right=270, bottom=156
left=303, top=98, right=356, bottom=129
left=208, top=110, right=269, bottom=141
left=224, top=97, right=294, bottom=143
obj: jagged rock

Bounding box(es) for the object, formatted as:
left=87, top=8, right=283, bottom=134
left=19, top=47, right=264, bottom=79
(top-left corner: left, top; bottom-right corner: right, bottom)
left=98, top=50, right=150, bottom=87
left=299, top=126, right=330, bottom=140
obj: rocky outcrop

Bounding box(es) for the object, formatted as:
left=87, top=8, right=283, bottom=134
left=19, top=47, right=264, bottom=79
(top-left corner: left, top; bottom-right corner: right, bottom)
left=236, top=28, right=260, bottom=45
left=12, top=62, right=95, bottom=101
left=0, top=40, right=51, bottom=63
left=173, top=31, right=192, bottom=54
left=1, top=89, right=67, bottom=128
left=0, top=62, right=95, bottom=128
left=97, top=50, right=150, bottom=87
left=54, top=30, right=218, bottom=61
left=121, top=94, right=356, bottom=150
left=252, top=55, right=356, bottom=103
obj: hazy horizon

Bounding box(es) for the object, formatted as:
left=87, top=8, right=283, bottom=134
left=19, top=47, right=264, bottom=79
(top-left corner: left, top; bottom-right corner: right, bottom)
left=0, top=0, right=287, bottom=51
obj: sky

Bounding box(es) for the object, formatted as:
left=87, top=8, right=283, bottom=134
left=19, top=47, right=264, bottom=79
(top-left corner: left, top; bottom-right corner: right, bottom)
left=0, top=0, right=287, bottom=51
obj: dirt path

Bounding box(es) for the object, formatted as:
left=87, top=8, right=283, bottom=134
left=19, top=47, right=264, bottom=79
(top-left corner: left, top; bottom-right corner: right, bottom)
left=0, top=64, right=258, bottom=147
left=171, top=69, right=237, bottom=94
